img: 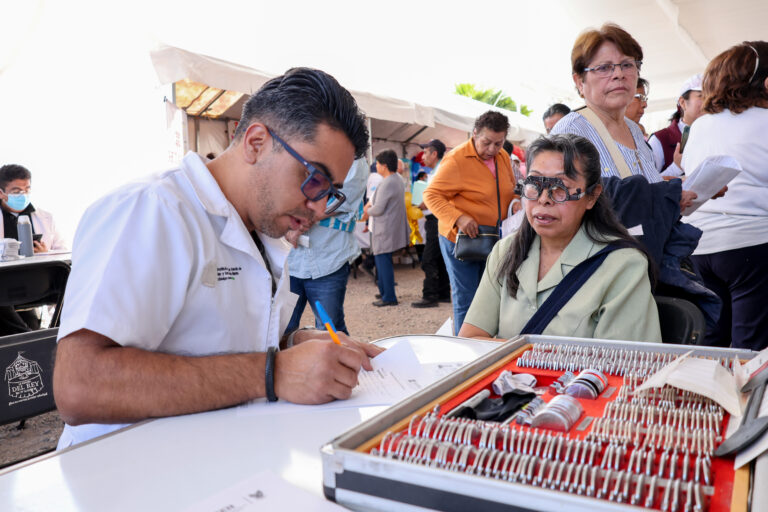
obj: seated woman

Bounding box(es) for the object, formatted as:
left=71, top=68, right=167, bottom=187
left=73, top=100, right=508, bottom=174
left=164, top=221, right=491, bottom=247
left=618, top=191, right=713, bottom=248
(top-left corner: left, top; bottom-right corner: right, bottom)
left=458, top=134, right=661, bottom=342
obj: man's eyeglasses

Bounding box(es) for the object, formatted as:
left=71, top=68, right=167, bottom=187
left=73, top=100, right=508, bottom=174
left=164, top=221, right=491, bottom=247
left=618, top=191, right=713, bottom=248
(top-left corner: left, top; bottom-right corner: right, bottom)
left=584, top=60, right=642, bottom=78
left=267, top=127, right=346, bottom=215
left=520, top=176, right=593, bottom=203
left=634, top=93, right=648, bottom=102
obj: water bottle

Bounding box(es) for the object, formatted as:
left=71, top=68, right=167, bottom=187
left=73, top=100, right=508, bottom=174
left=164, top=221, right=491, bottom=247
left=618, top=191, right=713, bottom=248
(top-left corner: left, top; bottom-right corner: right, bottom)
left=17, top=215, right=34, bottom=257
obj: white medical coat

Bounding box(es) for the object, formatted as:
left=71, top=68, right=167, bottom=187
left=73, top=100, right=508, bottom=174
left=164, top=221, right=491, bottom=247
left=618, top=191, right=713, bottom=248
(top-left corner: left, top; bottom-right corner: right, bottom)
left=57, top=152, right=297, bottom=446
left=0, top=207, right=68, bottom=251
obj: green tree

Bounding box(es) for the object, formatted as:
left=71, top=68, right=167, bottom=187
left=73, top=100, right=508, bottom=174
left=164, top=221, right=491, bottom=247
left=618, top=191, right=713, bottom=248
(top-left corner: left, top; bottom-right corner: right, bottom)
left=454, top=83, right=532, bottom=117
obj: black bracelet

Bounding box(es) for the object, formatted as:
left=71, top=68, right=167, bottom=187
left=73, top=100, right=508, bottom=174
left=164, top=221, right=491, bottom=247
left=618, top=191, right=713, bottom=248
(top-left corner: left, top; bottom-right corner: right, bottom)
left=265, top=346, right=278, bottom=402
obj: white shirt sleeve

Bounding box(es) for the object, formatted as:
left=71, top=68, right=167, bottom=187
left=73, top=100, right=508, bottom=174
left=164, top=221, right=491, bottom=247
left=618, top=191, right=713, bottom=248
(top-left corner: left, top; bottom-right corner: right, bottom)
left=58, top=186, right=195, bottom=349
left=661, top=162, right=684, bottom=178
left=647, top=135, right=665, bottom=173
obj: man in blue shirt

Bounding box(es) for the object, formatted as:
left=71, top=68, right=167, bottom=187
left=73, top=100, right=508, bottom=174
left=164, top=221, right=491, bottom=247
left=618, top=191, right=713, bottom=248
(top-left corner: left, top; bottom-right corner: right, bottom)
left=284, top=157, right=368, bottom=334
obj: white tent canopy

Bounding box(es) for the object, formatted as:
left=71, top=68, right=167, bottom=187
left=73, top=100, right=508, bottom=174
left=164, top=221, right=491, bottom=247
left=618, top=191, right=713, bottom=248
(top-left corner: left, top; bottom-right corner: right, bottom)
left=150, top=44, right=542, bottom=159
left=4, top=0, right=767, bottom=244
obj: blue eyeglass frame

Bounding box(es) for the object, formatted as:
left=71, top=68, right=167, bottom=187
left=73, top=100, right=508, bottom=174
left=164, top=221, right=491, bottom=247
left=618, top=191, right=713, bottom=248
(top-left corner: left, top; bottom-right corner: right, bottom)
left=266, top=127, right=346, bottom=214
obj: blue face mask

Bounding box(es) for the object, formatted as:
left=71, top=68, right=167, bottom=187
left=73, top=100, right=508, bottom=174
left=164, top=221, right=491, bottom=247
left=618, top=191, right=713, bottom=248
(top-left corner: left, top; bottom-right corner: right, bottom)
left=6, top=193, right=31, bottom=211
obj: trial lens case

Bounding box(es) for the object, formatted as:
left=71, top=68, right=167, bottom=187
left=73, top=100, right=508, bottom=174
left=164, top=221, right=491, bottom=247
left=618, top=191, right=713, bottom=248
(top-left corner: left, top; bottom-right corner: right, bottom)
left=321, top=335, right=764, bottom=512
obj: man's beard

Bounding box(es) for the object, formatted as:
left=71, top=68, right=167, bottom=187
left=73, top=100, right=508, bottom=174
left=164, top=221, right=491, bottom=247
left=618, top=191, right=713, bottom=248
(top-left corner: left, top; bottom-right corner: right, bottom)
left=255, top=203, right=316, bottom=239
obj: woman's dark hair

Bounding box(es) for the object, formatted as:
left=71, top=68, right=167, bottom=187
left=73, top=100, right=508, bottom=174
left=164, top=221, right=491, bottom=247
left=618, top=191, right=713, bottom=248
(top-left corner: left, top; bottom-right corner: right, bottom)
left=669, top=90, right=693, bottom=122
left=498, top=134, right=656, bottom=298
left=703, top=41, right=768, bottom=114
left=375, top=150, right=398, bottom=173
left=637, top=77, right=649, bottom=94
left=474, top=110, right=509, bottom=134
left=234, top=67, right=369, bottom=158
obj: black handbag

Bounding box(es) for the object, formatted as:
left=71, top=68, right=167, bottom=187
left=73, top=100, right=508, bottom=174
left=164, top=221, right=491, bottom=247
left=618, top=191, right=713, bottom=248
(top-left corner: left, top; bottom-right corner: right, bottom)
left=453, top=161, right=502, bottom=262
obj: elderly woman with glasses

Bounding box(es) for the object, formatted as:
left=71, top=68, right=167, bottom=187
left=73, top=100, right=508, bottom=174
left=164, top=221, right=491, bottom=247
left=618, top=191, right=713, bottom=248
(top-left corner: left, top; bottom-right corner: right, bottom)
left=458, top=134, right=661, bottom=342
left=550, top=23, right=727, bottom=332
left=551, top=24, right=696, bottom=209
left=680, top=41, right=768, bottom=351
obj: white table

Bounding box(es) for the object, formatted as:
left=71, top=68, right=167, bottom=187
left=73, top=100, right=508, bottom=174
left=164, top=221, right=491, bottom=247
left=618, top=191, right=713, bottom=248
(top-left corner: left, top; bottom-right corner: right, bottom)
left=0, top=335, right=497, bottom=512
left=0, top=251, right=71, bottom=269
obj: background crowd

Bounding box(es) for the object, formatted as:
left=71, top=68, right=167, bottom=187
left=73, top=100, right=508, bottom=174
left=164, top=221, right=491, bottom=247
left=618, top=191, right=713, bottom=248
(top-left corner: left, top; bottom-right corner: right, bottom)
left=2, top=25, right=766, bottom=355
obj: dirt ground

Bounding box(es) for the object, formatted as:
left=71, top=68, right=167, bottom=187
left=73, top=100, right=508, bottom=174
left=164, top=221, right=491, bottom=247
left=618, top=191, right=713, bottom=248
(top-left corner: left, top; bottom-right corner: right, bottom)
left=0, top=259, right=451, bottom=468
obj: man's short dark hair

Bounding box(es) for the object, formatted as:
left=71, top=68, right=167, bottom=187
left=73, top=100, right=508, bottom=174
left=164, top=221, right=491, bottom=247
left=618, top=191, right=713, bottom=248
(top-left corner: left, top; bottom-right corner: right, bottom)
left=542, top=103, right=571, bottom=121
left=234, top=67, right=369, bottom=159
left=0, top=164, right=32, bottom=190
left=375, top=150, right=398, bottom=173
left=473, top=111, right=509, bottom=134
left=419, top=139, right=446, bottom=159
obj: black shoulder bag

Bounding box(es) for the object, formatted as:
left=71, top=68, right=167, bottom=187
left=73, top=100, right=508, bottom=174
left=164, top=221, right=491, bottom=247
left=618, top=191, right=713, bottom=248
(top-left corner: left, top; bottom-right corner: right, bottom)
left=454, top=161, right=501, bottom=262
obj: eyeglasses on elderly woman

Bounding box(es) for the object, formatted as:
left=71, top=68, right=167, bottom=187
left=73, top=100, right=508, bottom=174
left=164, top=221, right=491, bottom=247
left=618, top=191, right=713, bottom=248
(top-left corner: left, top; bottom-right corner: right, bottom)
left=267, top=127, right=346, bottom=215
left=583, top=60, right=642, bottom=78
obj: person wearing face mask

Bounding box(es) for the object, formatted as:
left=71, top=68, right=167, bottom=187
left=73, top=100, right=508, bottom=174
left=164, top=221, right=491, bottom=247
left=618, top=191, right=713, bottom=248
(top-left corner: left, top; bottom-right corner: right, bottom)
left=423, top=111, right=518, bottom=334
left=0, top=164, right=67, bottom=254
left=0, top=164, right=68, bottom=335
left=459, top=134, right=660, bottom=342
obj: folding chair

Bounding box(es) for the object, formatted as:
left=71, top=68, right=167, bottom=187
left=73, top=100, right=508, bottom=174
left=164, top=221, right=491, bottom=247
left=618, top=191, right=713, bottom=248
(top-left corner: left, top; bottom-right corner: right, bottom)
left=0, top=259, right=70, bottom=328
left=655, top=295, right=707, bottom=345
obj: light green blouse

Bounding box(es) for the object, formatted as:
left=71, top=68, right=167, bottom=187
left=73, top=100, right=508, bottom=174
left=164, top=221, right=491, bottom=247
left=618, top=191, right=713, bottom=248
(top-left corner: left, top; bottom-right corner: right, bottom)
left=464, top=225, right=662, bottom=342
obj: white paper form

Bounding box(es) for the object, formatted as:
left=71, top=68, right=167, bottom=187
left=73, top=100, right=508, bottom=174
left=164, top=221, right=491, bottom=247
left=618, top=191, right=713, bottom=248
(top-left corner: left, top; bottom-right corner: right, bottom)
left=635, top=352, right=743, bottom=416
left=182, top=470, right=346, bottom=512
left=741, top=344, right=768, bottom=386
left=237, top=340, right=464, bottom=416
left=681, top=155, right=742, bottom=216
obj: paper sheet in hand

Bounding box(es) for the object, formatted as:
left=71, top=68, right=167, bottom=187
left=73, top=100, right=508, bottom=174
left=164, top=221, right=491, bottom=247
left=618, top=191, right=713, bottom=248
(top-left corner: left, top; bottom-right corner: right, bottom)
left=635, top=352, right=743, bottom=416
left=182, top=470, right=346, bottom=512
left=681, top=155, right=742, bottom=216
left=741, top=344, right=768, bottom=386
left=237, top=340, right=462, bottom=416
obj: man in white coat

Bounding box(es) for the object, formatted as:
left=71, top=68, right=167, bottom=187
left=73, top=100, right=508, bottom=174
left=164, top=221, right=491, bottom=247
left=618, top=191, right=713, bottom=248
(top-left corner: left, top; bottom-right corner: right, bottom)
left=52, top=68, right=382, bottom=447
left=0, top=164, right=68, bottom=335
left=0, top=163, right=67, bottom=252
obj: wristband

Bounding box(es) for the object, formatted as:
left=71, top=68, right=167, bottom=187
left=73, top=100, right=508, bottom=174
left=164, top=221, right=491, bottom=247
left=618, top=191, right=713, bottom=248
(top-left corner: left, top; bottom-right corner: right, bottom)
left=265, top=346, right=278, bottom=402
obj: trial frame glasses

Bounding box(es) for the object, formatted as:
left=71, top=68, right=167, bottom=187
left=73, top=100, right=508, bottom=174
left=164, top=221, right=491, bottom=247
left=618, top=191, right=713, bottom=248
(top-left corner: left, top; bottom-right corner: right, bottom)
left=520, top=176, right=595, bottom=203
left=583, top=60, right=642, bottom=78
left=267, top=127, right=346, bottom=215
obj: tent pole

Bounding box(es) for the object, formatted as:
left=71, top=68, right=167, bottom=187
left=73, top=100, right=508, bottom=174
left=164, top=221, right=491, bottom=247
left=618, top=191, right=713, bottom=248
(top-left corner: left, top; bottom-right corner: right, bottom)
left=365, top=118, right=373, bottom=164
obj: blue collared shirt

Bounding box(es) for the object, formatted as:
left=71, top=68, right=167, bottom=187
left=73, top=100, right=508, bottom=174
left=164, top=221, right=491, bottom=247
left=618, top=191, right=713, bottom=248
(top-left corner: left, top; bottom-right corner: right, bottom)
left=287, top=158, right=368, bottom=279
